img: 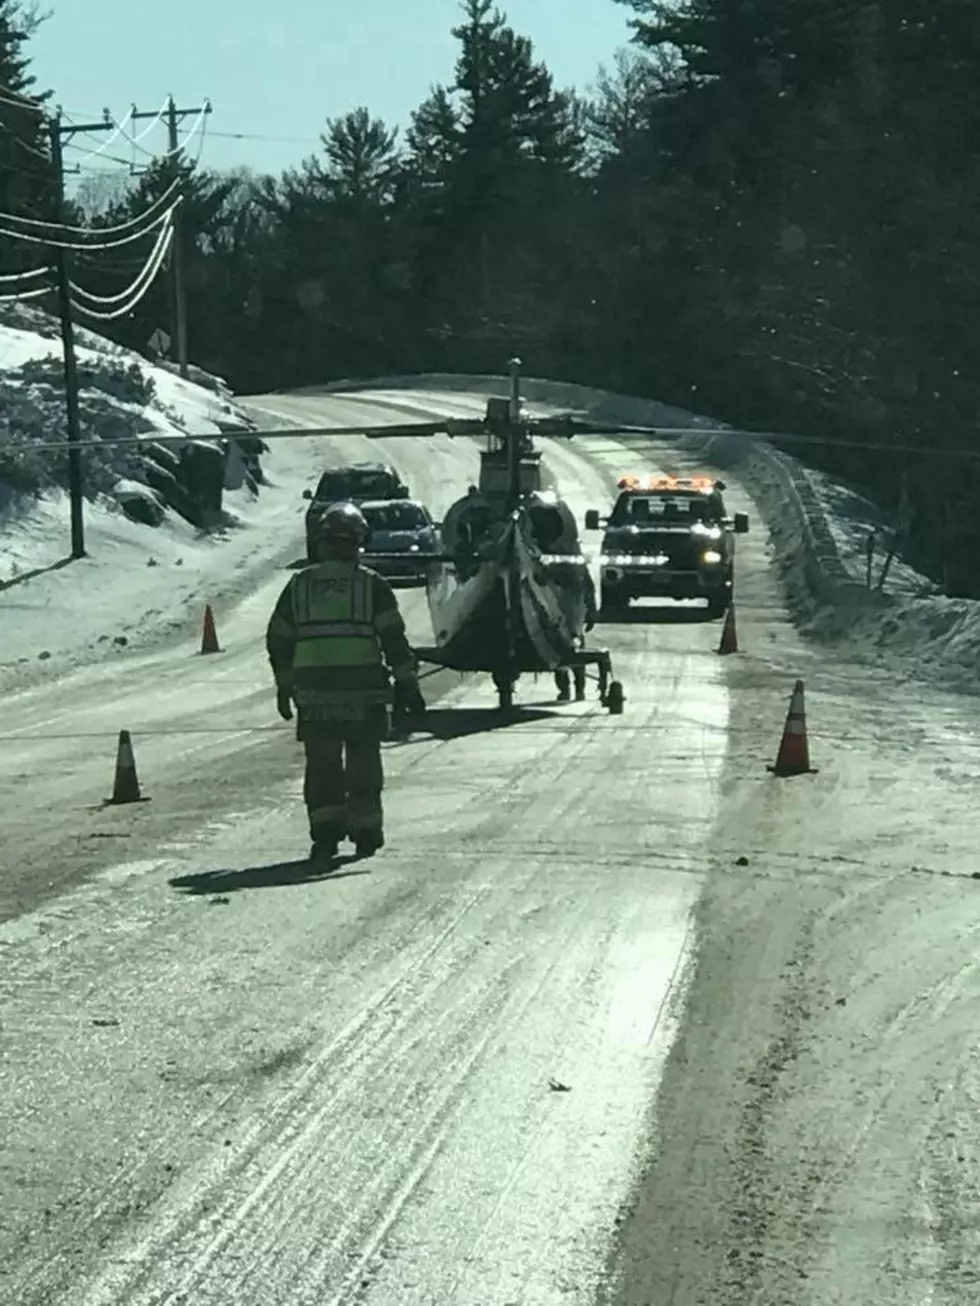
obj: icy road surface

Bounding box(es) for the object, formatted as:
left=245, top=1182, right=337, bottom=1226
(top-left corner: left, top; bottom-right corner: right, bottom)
left=2, top=388, right=979, bottom=1304
left=0, top=389, right=710, bottom=1305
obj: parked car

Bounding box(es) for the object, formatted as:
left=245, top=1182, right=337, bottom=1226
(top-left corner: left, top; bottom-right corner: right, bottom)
left=358, top=498, right=440, bottom=582
left=303, top=462, right=410, bottom=559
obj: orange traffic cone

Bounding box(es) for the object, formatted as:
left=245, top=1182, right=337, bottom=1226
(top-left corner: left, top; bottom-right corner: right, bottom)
left=200, top=603, right=221, bottom=654
left=108, top=729, right=146, bottom=804
left=718, top=604, right=738, bottom=654
left=767, top=679, right=818, bottom=776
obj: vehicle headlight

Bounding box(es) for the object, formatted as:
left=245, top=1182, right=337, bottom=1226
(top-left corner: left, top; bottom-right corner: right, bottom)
left=702, top=549, right=723, bottom=565
left=410, top=543, right=419, bottom=552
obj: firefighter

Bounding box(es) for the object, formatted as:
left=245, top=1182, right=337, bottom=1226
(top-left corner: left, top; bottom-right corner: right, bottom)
left=266, top=500, right=425, bottom=862
left=554, top=563, right=598, bottom=702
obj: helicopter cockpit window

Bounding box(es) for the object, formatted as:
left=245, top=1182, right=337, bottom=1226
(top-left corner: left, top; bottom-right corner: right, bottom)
left=458, top=504, right=493, bottom=549
left=529, top=504, right=564, bottom=548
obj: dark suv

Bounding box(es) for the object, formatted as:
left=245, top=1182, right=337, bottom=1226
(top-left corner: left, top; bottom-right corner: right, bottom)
left=303, top=462, right=410, bottom=560
left=584, top=476, right=748, bottom=618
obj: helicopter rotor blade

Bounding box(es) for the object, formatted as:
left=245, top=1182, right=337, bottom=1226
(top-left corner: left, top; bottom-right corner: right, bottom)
left=361, top=417, right=488, bottom=439
left=523, top=414, right=665, bottom=439
left=0, top=412, right=690, bottom=456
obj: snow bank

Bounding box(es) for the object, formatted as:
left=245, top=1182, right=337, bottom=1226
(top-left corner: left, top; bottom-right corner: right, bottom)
left=0, top=306, right=319, bottom=691
left=682, top=428, right=980, bottom=686
left=326, top=371, right=980, bottom=691
left=0, top=302, right=260, bottom=521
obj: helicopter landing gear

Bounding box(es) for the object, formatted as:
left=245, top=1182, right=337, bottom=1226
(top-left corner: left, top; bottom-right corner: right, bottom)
left=597, top=657, right=609, bottom=703
left=570, top=648, right=624, bottom=714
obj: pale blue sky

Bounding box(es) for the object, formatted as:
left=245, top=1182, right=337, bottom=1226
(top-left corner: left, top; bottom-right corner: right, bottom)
left=29, top=0, right=635, bottom=178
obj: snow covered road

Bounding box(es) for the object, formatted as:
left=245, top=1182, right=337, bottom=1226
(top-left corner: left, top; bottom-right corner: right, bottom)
left=3, top=388, right=980, bottom=1303
left=1, top=389, right=717, bottom=1303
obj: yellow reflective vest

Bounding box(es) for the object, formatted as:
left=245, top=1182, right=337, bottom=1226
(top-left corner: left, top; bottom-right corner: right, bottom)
left=266, top=559, right=415, bottom=720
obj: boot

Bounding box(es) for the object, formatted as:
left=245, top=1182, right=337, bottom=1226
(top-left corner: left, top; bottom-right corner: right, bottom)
left=309, top=836, right=340, bottom=864
left=353, top=831, right=385, bottom=858
left=555, top=669, right=571, bottom=702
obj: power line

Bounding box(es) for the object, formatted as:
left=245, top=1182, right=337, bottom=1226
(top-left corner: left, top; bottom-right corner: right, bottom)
left=70, top=215, right=172, bottom=305
left=0, top=177, right=181, bottom=236
left=64, top=108, right=134, bottom=167
left=0, top=263, right=50, bottom=283
left=0, top=713, right=974, bottom=752
left=122, top=99, right=211, bottom=163
left=206, top=129, right=323, bottom=144
left=70, top=217, right=175, bottom=320
left=7, top=416, right=980, bottom=462
left=0, top=198, right=181, bottom=251
left=0, top=281, right=52, bottom=303
left=0, top=88, right=214, bottom=559
left=127, top=98, right=169, bottom=143
left=130, top=96, right=211, bottom=377
left=646, top=426, right=980, bottom=460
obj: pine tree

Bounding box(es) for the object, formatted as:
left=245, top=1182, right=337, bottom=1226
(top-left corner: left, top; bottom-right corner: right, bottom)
left=397, top=0, right=586, bottom=366
left=0, top=1, right=53, bottom=274
left=321, top=107, right=398, bottom=206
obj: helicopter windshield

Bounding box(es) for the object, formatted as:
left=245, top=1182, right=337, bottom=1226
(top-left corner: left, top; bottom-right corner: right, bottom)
left=528, top=503, right=565, bottom=548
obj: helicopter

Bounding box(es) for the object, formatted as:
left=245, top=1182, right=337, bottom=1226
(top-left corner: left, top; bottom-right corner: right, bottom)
left=305, top=358, right=655, bottom=712
left=294, top=358, right=666, bottom=712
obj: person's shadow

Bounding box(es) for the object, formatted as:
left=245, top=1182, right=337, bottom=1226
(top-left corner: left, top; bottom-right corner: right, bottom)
left=169, top=855, right=371, bottom=897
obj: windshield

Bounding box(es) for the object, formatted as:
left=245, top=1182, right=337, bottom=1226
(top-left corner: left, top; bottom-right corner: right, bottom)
left=609, top=493, right=723, bottom=526
left=363, top=502, right=427, bottom=530
left=316, top=470, right=393, bottom=500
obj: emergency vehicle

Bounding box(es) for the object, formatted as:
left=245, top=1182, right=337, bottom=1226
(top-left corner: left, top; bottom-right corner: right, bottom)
left=584, top=475, right=749, bottom=617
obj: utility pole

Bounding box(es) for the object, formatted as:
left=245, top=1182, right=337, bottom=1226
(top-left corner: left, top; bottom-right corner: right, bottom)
left=49, top=107, right=114, bottom=559
left=130, top=95, right=211, bottom=379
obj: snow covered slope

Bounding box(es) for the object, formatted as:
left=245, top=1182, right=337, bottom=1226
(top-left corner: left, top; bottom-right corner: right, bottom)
left=0, top=306, right=316, bottom=690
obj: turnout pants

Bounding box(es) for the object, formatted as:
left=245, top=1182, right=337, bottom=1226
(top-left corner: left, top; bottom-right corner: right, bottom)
left=555, top=666, right=586, bottom=697
left=302, top=731, right=385, bottom=844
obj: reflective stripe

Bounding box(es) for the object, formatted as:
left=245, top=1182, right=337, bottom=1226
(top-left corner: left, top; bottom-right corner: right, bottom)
left=308, top=804, right=345, bottom=825
left=346, top=810, right=383, bottom=831
left=297, top=621, right=376, bottom=638
left=297, top=687, right=389, bottom=705
left=300, top=702, right=388, bottom=721
left=294, top=636, right=381, bottom=668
